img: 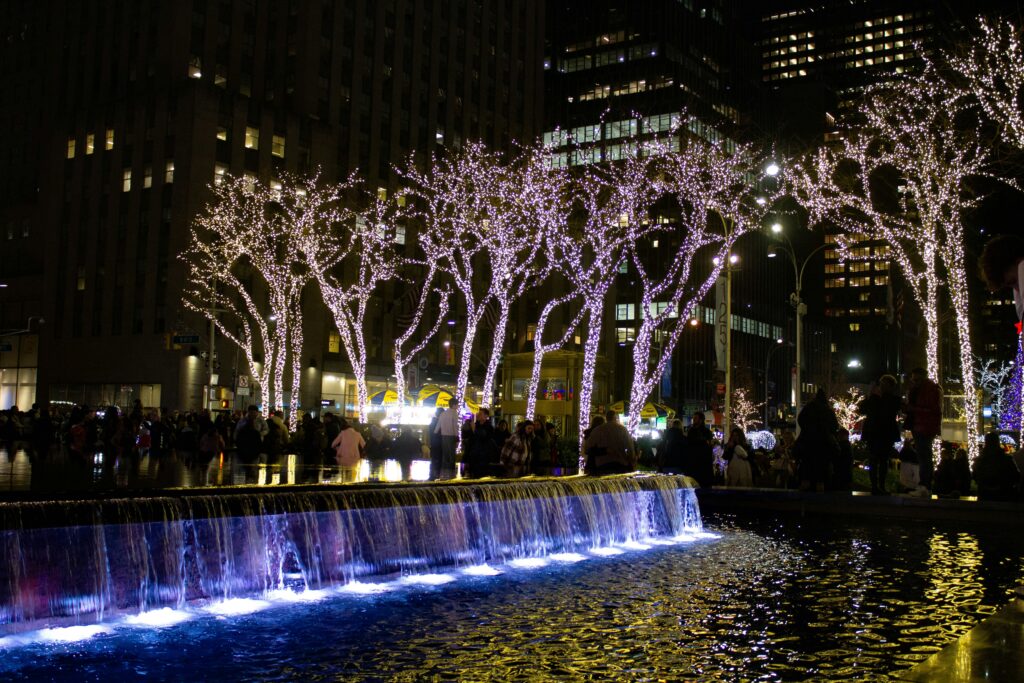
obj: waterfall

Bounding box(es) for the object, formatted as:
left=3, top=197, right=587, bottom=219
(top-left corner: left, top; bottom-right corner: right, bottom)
left=0, top=475, right=700, bottom=634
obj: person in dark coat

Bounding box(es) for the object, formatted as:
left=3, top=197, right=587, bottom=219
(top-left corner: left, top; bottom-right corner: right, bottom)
left=860, top=375, right=902, bottom=495
left=428, top=407, right=444, bottom=480
left=684, top=412, right=714, bottom=487
left=973, top=433, right=1020, bottom=501
left=659, top=419, right=687, bottom=474
left=464, top=408, right=498, bottom=478
left=831, top=427, right=854, bottom=491
left=391, top=427, right=423, bottom=481
left=794, top=388, right=840, bottom=492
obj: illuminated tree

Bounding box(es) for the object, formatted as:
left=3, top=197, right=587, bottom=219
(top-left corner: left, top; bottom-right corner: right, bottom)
left=789, top=72, right=984, bottom=459
left=624, top=129, right=775, bottom=434
left=832, top=386, right=864, bottom=433
left=305, top=187, right=403, bottom=423
left=947, top=18, right=1024, bottom=149
left=568, top=137, right=667, bottom=454
left=947, top=18, right=1024, bottom=439
left=400, top=142, right=503, bottom=413
left=976, top=356, right=1015, bottom=427
left=392, top=260, right=451, bottom=410
left=729, top=387, right=762, bottom=434
left=183, top=174, right=337, bottom=428
left=476, top=147, right=567, bottom=408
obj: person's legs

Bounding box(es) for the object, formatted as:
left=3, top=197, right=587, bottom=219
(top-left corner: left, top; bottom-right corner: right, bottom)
left=440, top=436, right=457, bottom=479
left=915, top=434, right=934, bottom=490
left=869, top=441, right=889, bottom=493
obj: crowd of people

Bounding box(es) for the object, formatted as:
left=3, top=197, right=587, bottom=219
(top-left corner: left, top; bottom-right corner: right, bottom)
left=2, top=383, right=1023, bottom=499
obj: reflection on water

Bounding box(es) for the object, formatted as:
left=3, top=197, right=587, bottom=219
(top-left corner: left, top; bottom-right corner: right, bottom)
left=1, top=515, right=1020, bottom=682
left=0, top=446, right=434, bottom=493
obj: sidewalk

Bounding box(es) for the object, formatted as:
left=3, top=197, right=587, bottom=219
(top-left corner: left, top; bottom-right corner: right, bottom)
left=696, top=486, right=1024, bottom=526
left=896, top=598, right=1024, bottom=682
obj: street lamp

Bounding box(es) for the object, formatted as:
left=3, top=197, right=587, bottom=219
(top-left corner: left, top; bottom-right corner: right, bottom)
left=714, top=253, right=739, bottom=437
left=766, top=223, right=827, bottom=432
left=765, top=162, right=781, bottom=177
left=764, top=338, right=793, bottom=428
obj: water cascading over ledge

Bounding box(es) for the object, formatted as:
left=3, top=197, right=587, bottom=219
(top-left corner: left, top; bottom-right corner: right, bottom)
left=0, top=474, right=701, bottom=634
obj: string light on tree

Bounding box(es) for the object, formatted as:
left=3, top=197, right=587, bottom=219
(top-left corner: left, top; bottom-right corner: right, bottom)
left=729, top=387, right=763, bottom=434
left=831, top=387, right=864, bottom=433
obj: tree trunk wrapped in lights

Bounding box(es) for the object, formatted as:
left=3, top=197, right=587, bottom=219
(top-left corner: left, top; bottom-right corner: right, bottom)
left=392, top=261, right=451, bottom=412
left=401, top=142, right=557, bottom=413
left=305, top=188, right=404, bottom=424
left=624, top=129, right=775, bottom=435
left=789, top=70, right=986, bottom=460
left=182, top=173, right=339, bottom=429
left=948, top=18, right=1024, bottom=441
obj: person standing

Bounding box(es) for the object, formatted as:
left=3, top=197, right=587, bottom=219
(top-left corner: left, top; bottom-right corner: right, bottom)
left=433, top=403, right=460, bottom=479
left=499, top=420, right=534, bottom=477
left=582, top=410, right=637, bottom=475
left=464, top=407, right=497, bottom=478
left=905, top=367, right=941, bottom=493
left=794, top=389, right=839, bottom=492
left=684, top=412, right=715, bottom=487
left=427, top=407, right=444, bottom=480
left=724, top=427, right=753, bottom=487
left=331, top=417, right=366, bottom=483
left=860, top=376, right=902, bottom=495
left=659, top=419, right=687, bottom=474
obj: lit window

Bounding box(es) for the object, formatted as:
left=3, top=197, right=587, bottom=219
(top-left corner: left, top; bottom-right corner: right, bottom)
left=66, top=137, right=76, bottom=159
left=272, top=134, right=285, bottom=158
left=245, top=126, right=259, bottom=150
left=328, top=332, right=341, bottom=353
left=143, top=166, right=153, bottom=189
left=214, top=163, right=228, bottom=185
left=217, top=126, right=228, bottom=142
left=615, top=303, right=635, bottom=320
left=122, top=168, right=132, bottom=192
left=188, top=56, right=202, bottom=79
left=86, top=133, right=95, bottom=155
left=849, top=323, right=861, bottom=332
left=76, top=266, right=86, bottom=291
left=616, top=327, right=636, bottom=343
left=165, top=160, right=175, bottom=183
left=105, top=129, right=115, bottom=150
left=377, top=187, right=387, bottom=201
left=874, top=276, right=890, bottom=286
left=270, top=179, right=283, bottom=200
left=394, top=224, right=406, bottom=245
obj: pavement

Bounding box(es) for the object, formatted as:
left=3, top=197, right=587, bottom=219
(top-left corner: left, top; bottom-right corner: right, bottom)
left=695, top=485, right=1024, bottom=526
left=895, top=598, right=1024, bottom=682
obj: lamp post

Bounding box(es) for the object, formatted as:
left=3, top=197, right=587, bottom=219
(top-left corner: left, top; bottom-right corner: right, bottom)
left=767, top=223, right=826, bottom=432
left=715, top=252, right=739, bottom=438
left=764, top=338, right=791, bottom=428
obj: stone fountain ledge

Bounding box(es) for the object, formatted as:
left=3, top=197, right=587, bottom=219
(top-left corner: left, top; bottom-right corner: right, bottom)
left=0, top=474, right=697, bottom=530
left=697, top=485, right=1024, bottom=526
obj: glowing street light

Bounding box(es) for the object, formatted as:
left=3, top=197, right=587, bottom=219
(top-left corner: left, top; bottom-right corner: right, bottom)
left=765, top=162, right=781, bottom=177
left=848, top=359, right=862, bottom=369
left=771, top=222, right=783, bottom=234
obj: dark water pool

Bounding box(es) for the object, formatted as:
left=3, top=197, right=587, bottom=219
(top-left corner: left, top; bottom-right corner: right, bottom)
left=1, top=513, right=1019, bottom=682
